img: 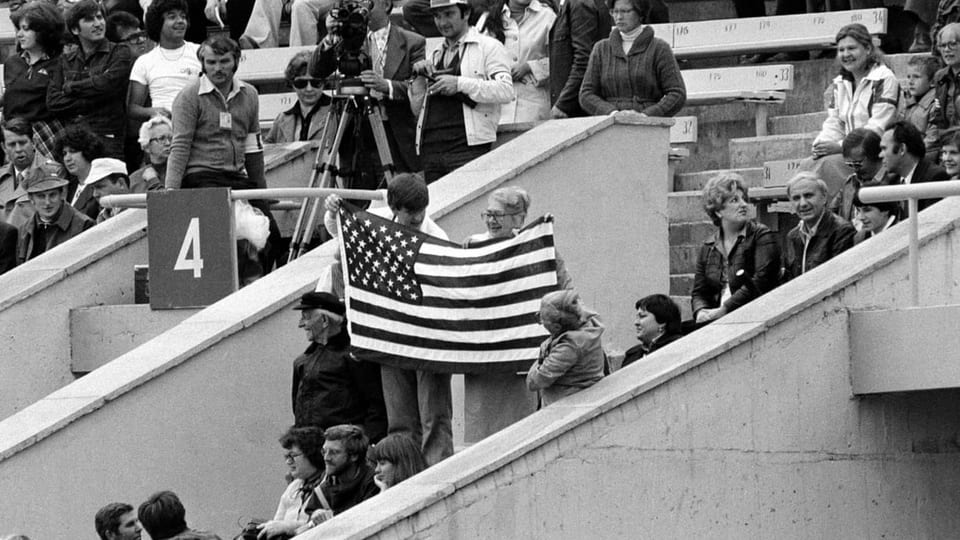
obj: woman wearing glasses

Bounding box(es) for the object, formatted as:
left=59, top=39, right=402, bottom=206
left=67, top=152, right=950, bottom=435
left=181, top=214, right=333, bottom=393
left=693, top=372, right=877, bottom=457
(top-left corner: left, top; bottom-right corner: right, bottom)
left=933, top=23, right=960, bottom=133
left=264, top=51, right=330, bottom=144
left=257, top=426, right=328, bottom=539
left=464, top=186, right=572, bottom=288
left=129, top=115, right=173, bottom=191
left=805, top=23, right=899, bottom=198
left=127, top=0, right=201, bottom=122
left=578, top=0, right=685, bottom=119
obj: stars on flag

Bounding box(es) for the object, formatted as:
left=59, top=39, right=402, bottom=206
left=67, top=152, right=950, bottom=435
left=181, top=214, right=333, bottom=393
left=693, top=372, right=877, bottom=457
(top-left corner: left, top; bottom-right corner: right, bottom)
left=340, top=206, right=425, bottom=303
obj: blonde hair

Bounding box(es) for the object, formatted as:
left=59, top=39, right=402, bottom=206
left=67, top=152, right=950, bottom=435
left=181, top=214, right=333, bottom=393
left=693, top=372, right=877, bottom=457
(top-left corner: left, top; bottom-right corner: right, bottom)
left=137, top=115, right=173, bottom=150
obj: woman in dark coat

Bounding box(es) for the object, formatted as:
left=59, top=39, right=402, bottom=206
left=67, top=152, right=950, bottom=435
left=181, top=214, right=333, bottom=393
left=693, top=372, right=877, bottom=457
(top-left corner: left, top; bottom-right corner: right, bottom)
left=622, top=294, right=683, bottom=369
left=578, top=0, right=685, bottom=118
left=2, top=1, right=65, bottom=158
left=691, top=172, right=781, bottom=325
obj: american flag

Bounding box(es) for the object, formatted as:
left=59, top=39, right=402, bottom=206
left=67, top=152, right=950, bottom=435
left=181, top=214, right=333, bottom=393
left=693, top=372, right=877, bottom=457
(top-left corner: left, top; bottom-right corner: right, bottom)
left=337, top=203, right=559, bottom=373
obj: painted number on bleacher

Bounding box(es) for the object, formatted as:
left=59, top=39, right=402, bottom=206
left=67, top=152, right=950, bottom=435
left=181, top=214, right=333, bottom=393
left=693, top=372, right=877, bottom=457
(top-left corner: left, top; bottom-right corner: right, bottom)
left=850, top=12, right=862, bottom=22
left=280, top=96, right=294, bottom=106
left=874, top=10, right=885, bottom=24
left=812, top=16, right=825, bottom=25
left=709, top=72, right=721, bottom=81
left=174, top=217, right=205, bottom=279
left=758, top=20, right=770, bottom=31
left=674, top=24, right=689, bottom=37
left=723, top=22, right=737, bottom=32
left=780, top=67, right=791, bottom=82
left=681, top=118, right=694, bottom=134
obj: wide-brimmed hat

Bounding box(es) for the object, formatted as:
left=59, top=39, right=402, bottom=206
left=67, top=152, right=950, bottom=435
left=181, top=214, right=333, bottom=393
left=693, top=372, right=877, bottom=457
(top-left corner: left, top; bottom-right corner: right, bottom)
left=82, top=158, right=128, bottom=188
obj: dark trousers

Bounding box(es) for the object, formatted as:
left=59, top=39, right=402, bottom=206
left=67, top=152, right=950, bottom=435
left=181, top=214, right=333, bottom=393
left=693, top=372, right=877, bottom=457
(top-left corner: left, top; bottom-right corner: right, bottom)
left=421, top=143, right=491, bottom=184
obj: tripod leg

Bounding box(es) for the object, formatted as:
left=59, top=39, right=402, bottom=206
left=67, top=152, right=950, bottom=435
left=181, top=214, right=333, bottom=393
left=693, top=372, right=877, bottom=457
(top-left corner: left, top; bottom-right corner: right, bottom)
left=365, top=102, right=397, bottom=188
left=287, top=104, right=341, bottom=263
left=297, top=106, right=356, bottom=259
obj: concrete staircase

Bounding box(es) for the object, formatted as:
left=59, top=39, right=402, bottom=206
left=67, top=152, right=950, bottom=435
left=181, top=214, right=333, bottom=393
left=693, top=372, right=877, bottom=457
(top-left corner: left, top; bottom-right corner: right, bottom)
left=666, top=52, right=921, bottom=313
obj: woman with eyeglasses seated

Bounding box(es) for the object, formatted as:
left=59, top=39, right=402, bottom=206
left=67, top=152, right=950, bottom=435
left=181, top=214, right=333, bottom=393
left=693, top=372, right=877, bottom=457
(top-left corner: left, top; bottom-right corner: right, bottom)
left=257, top=426, right=327, bottom=539
left=934, top=24, right=960, bottom=135
left=526, top=290, right=606, bottom=407
left=127, top=0, right=202, bottom=122
left=464, top=186, right=573, bottom=288
left=3, top=1, right=67, bottom=159
left=803, top=23, right=900, bottom=199
left=690, top=172, right=780, bottom=326
left=577, top=0, right=685, bottom=120
left=368, top=433, right=427, bottom=492
left=264, top=51, right=330, bottom=144
left=129, top=115, right=173, bottom=193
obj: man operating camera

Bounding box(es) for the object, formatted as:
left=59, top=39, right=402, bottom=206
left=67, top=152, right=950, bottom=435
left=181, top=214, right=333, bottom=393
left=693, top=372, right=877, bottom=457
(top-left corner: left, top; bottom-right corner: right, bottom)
left=308, top=0, right=425, bottom=191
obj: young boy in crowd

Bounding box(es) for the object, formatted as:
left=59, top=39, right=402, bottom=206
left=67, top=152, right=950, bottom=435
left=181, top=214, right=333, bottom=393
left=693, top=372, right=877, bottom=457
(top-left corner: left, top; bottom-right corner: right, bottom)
left=901, top=55, right=941, bottom=162
left=941, top=129, right=960, bottom=178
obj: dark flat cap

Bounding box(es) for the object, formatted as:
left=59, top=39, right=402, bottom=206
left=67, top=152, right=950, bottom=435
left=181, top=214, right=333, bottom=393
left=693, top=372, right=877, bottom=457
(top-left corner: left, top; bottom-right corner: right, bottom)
left=293, top=291, right=346, bottom=314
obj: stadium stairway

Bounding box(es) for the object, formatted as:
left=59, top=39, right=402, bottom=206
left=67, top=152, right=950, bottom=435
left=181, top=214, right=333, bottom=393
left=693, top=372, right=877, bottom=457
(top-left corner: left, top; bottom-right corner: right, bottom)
left=668, top=52, right=924, bottom=312
left=0, top=115, right=675, bottom=538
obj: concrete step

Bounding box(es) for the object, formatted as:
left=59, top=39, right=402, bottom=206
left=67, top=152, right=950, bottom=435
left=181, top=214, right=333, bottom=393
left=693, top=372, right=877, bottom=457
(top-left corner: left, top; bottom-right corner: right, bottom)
left=668, top=191, right=705, bottom=223
left=670, top=244, right=699, bottom=275
left=670, top=274, right=694, bottom=297
left=669, top=220, right=713, bottom=247
left=674, top=167, right=764, bottom=192
left=729, top=132, right=816, bottom=169
left=770, top=111, right=827, bottom=136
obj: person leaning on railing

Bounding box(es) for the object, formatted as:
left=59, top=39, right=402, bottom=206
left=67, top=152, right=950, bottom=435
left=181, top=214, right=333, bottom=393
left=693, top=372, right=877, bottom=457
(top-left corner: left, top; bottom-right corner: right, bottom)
left=690, top=172, right=781, bottom=326
left=577, top=0, right=685, bottom=120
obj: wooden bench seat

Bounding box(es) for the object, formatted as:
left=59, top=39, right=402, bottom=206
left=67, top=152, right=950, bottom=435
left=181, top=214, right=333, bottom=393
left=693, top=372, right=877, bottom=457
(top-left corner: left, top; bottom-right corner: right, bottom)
left=649, top=8, right=887, bottom=59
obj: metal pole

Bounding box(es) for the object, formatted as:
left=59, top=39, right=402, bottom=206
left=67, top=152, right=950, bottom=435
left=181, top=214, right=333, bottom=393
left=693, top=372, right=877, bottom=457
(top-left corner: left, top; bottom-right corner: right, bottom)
left=908, top=197, right=919, bottom=307
left=99, top=187, right=385, bottom=209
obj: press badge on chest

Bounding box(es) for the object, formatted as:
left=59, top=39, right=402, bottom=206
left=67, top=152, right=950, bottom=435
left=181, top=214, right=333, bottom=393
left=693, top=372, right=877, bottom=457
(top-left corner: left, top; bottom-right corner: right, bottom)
left=219, top=112, right=232, bottom=131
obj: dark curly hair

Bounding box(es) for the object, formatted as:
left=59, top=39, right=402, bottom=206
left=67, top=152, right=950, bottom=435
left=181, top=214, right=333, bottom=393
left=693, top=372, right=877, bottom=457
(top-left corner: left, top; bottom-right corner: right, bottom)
left=144, top=0, right=189, bottom=43
left=55, top=123, right=106, bottom=164
left=13, top=1, right=64, bottom=57
left=279, top=425, right=325, bottom=468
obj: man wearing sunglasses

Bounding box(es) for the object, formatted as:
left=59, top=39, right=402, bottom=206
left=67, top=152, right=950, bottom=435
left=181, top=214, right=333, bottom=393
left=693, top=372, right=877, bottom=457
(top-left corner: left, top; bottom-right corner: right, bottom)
left=308, top=0, right=425, bottom=190
left=828, top=128, right=891, bottom=226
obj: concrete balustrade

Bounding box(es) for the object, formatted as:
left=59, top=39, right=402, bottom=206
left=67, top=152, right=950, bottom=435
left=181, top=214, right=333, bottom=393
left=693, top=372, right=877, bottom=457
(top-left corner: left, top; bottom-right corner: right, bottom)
left=0, top=115, right=672, bottom=538
left=300, top=197, right=960, bottom=539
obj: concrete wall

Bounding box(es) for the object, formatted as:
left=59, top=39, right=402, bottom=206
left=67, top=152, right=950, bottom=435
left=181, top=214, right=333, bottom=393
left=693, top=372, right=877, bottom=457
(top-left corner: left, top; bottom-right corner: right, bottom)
left=302, top=198, right=960, bottom=539
left=0, top=117, right=672, bottom=539
left=0, top=143, right=315, bottom=421
left=0, top=210, right=148, bottom=419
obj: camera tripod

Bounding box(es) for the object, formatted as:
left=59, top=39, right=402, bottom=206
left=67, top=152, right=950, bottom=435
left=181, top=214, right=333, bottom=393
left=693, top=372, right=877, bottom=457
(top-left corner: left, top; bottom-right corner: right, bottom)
left=287, top=83, right=397, bottom=262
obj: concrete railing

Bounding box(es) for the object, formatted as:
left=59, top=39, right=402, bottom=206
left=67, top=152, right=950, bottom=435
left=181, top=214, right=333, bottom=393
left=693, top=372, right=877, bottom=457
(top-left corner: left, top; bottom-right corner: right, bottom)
left=0, top=116, right=673, bottom=538
left=0, top=142, right=317, bottom=420
left=299, top=197, right=960, bottom=538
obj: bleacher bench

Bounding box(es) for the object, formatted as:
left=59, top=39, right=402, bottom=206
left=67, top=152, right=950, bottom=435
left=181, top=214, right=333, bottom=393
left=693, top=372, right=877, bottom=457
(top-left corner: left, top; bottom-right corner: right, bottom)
left=649, top=8, right=886, bottom=59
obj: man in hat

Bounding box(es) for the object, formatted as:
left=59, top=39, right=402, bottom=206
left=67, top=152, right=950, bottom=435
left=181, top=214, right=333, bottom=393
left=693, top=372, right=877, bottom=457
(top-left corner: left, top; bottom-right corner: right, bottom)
left=16, top=168, right=94, bottom=265
left=291, top=291, right=387, bottom=443
left=411, top=0, right=514, bottom=184
left=82, top=157, right=142, bottom=223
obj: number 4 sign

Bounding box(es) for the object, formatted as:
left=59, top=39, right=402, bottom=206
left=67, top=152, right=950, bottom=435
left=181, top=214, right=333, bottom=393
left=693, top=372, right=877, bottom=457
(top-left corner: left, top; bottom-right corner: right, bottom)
left=147, top=188, right=238, bottom=309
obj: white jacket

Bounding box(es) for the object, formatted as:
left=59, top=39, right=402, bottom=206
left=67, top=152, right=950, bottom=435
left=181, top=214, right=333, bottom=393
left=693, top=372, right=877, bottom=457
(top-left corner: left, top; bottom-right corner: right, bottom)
left=416, top=27, right=515, bottom=149
left=814, top=62, right=900, bottom=145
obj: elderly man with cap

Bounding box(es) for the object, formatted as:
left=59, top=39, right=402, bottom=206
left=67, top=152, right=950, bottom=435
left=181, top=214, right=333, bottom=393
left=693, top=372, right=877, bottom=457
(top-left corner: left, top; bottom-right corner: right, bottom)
left=82, top=157, right=159, bottom=223
left=16, top=168, right=94, bottom=265
left=411, top=0, right=514, bottom=184
left=291, top=291, right=387, bottom=443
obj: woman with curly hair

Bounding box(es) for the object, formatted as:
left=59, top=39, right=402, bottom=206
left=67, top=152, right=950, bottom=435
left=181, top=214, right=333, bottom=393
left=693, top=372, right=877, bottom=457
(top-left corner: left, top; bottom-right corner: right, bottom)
left=690, top=172, right=780, bottom=325
left=2, top=1, right=66, bottom=159
left=526, top=289, right=605, bottom=407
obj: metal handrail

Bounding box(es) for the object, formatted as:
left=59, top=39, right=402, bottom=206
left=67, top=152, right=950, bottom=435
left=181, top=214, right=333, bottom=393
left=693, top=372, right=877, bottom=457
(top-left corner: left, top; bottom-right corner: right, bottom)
left=99, top=187, right=386, bottom=209
left=858, top=181, right=960, bottom=306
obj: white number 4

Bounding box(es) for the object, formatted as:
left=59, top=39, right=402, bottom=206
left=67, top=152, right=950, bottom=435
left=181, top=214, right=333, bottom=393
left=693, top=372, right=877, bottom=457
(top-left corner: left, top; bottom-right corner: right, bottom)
left=174, top=217, right=204, bottom=278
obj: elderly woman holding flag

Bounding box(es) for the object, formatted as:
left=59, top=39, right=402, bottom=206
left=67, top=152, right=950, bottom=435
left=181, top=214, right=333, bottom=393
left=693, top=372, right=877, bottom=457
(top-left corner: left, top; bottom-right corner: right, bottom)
left=526, top=289, right=606, bottom=406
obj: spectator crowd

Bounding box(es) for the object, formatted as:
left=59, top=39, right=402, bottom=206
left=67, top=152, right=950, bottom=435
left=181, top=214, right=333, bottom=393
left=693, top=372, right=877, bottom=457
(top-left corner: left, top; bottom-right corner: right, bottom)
left=4, top=0, right=960, bottom=537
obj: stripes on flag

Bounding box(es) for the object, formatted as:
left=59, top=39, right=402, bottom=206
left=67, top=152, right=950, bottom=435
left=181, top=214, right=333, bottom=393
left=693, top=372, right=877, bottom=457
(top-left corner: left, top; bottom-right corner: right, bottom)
left=337, top=203, right=559, bottom=373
